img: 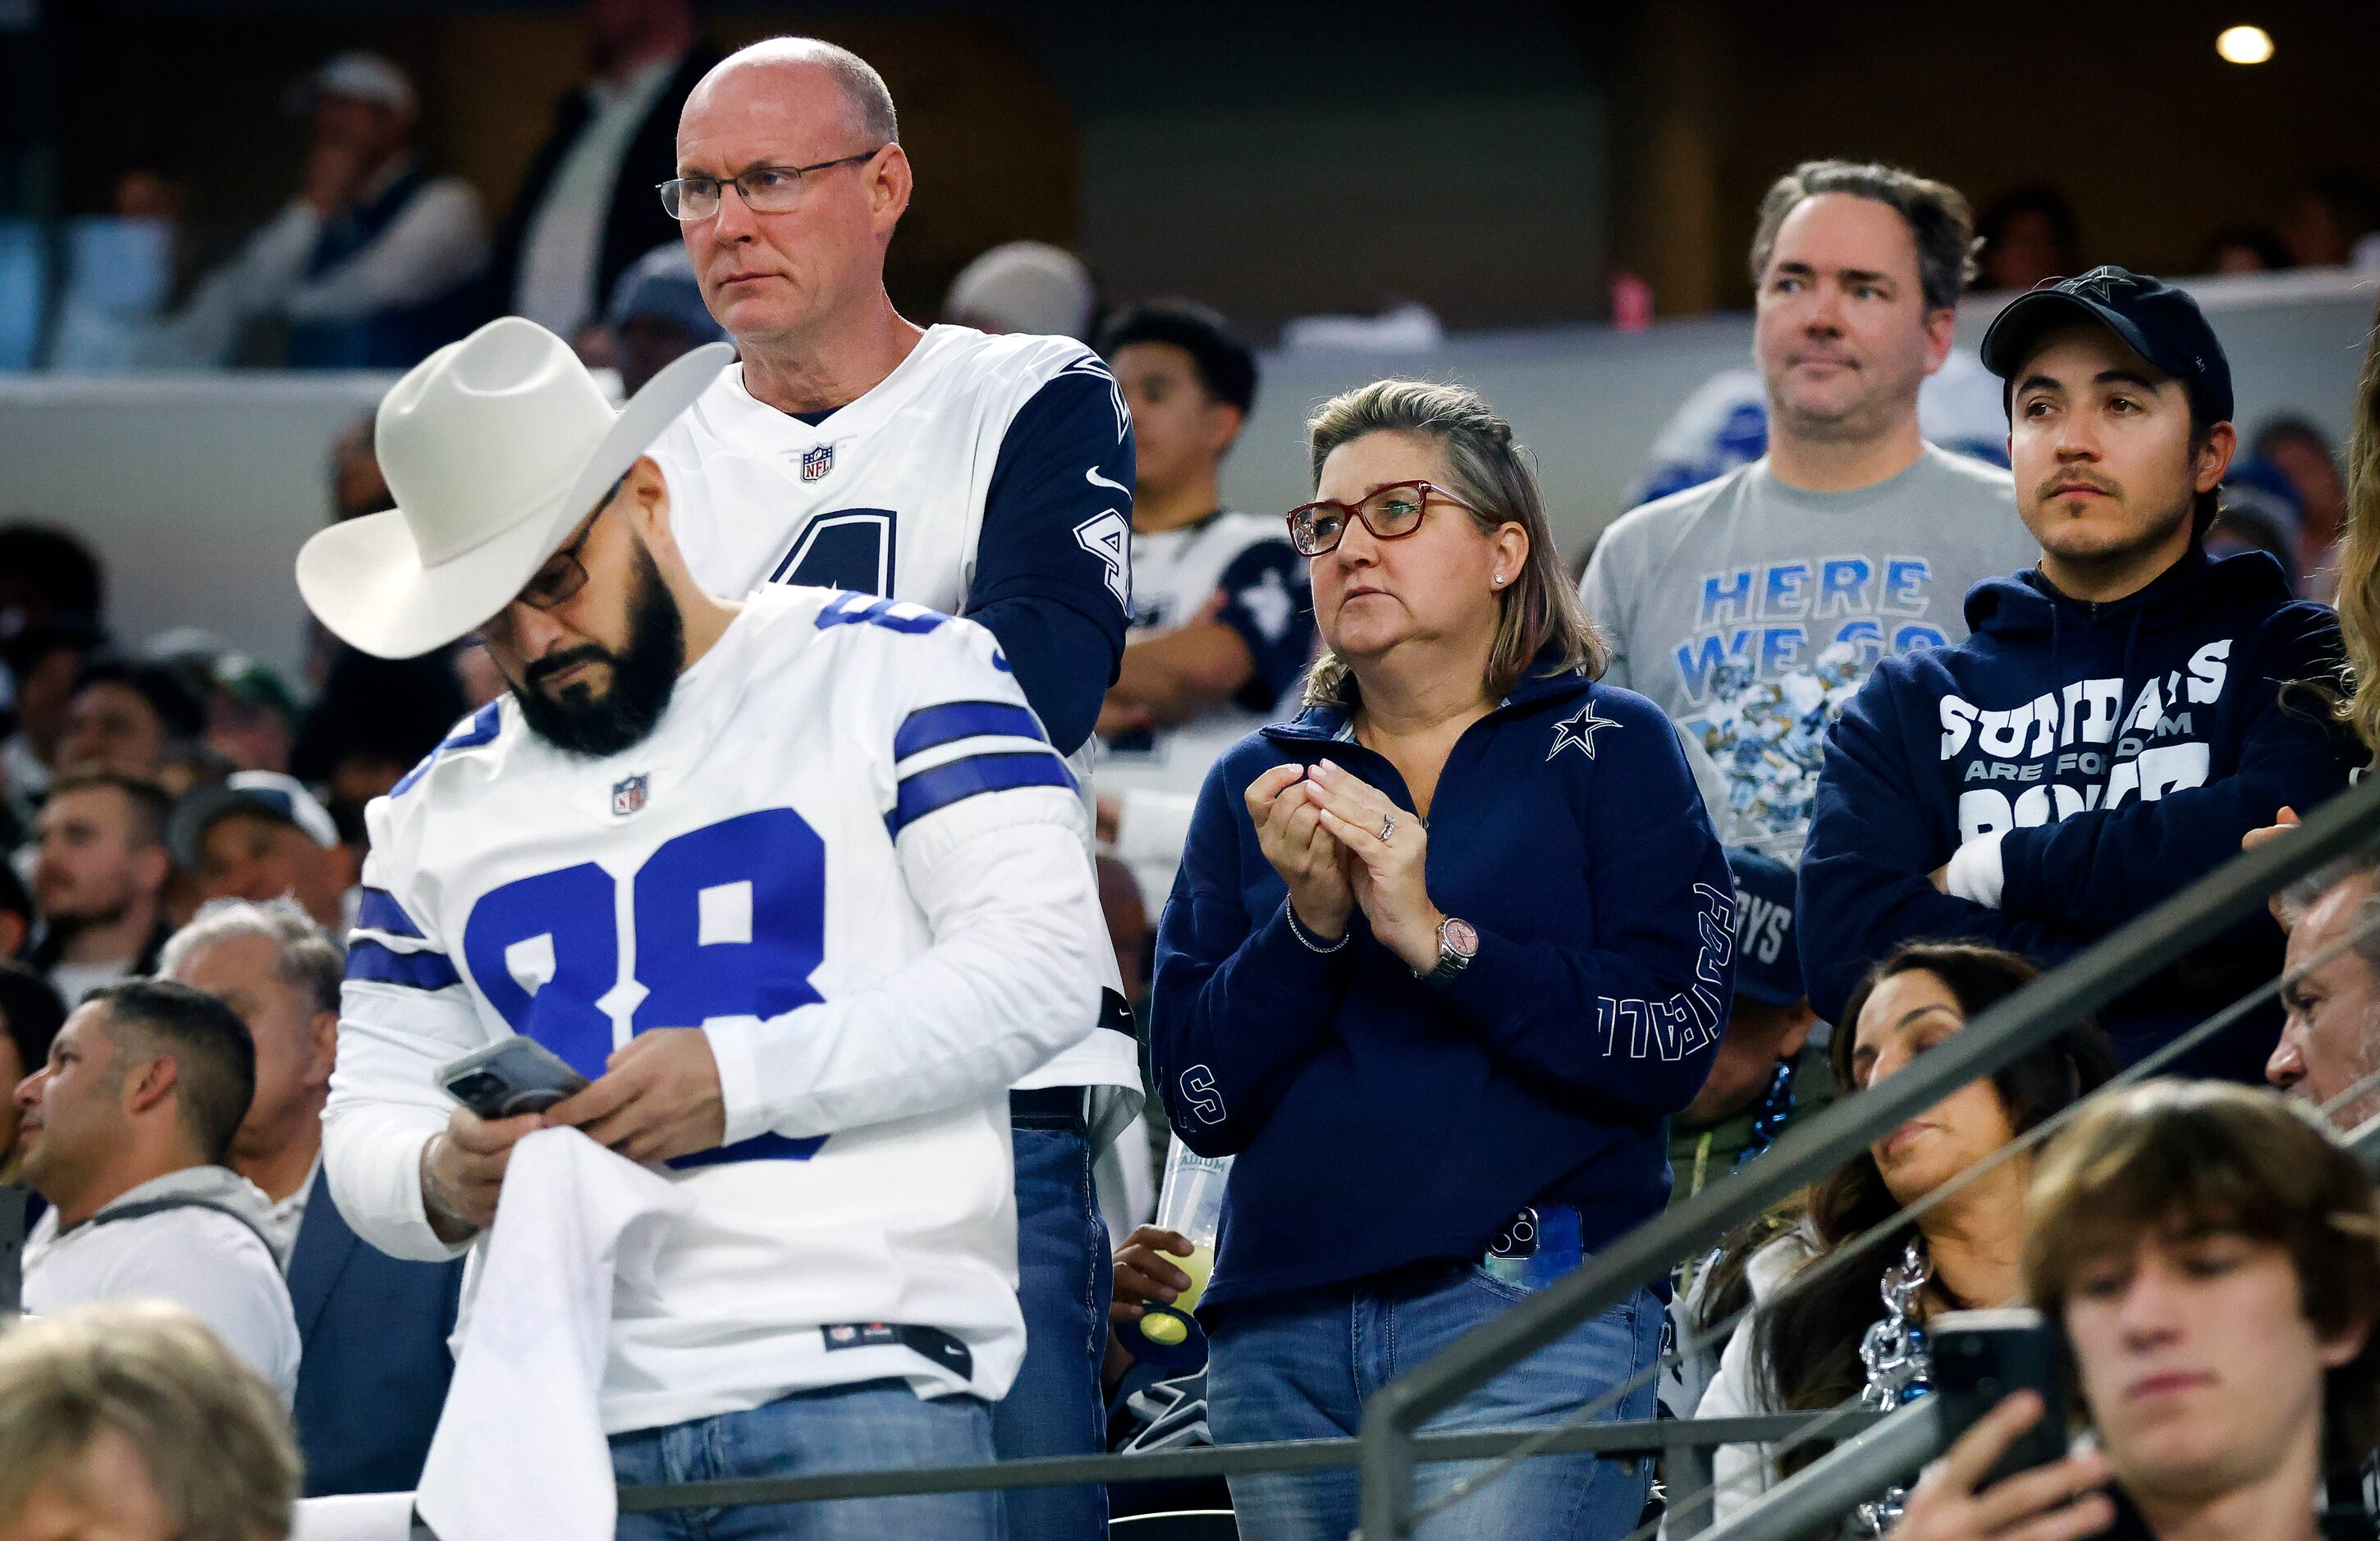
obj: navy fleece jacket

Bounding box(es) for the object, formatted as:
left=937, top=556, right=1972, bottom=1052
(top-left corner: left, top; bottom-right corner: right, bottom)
left=1799, top=548, right=2354, bottom=1077
left=1150, top=657, right=1734, bottom=1310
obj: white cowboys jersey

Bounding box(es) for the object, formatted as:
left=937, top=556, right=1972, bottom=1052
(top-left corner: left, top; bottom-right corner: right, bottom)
left=649, top=324, right=1141, bottom=1104
left=1101, top=513, right=1311, bottom=911
left=324, top=588, right=1105, bottom=1431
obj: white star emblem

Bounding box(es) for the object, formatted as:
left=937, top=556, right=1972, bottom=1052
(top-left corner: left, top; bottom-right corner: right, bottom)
left=2069, top=268, right=2127, bottom=304
left=1549, top=702, right=1620, bottom=761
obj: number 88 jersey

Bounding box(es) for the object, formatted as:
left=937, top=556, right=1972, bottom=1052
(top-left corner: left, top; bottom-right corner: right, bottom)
left=323, top=586, right=1107, bottom=1432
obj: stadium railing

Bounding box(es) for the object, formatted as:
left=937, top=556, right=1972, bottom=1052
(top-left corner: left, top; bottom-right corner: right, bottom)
left=16, top=780, right=2380, bottom=1539
left=1355, top=768, right=2380, bottom=1539
left=571, top=772, right=2380, bottom=1535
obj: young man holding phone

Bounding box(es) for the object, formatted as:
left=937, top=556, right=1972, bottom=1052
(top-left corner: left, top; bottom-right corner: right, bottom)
left=304, top=317, right=1109, bottom=1539
left=1889, top=1081, right=2380, bottom=1541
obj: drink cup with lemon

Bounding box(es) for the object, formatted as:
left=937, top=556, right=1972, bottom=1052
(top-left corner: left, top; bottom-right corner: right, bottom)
left=1118, top=1141, right=1230, bottom=1370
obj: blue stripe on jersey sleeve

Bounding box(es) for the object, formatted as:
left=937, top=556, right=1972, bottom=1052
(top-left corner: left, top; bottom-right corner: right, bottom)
left=894, top=700, right=1048, bottom=760
left=815, top=592, right=948, bottom=635
left=346, top=937, right=463, bottom=991
left=886, top=751, right=1077, bottom=838
left=391, top=701, right=503, bottom=798
left=353, top=887, right=424, bottom=939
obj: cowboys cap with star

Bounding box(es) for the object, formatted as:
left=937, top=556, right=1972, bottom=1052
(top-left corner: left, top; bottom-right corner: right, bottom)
left=1979, top=264, right=2233, bottom=425
left=1548, top=699, right=1621, bottom=761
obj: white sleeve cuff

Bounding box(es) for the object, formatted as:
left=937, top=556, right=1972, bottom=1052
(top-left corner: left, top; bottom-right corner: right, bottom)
left=1944, top=831, right=2008, bottom=909
left=701, top=1014, right=771, bottom=1147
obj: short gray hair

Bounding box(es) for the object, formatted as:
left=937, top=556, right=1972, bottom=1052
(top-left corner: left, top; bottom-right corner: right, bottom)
left=159, top=899, right=343, bottom=1016
left=1748, top=159, right=1977, bottom=313
left=2281, top=839, right=2380, bottom=976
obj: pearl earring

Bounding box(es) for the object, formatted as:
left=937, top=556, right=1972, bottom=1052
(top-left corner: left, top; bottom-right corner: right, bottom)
left=1492, top=574, right=1506, bottom=586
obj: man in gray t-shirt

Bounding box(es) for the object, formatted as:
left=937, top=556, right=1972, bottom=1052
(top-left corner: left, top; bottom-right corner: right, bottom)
left=1582, top=160, right=2039, bottom=859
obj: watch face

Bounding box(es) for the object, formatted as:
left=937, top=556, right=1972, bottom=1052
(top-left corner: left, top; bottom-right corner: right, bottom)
left=1444, top=918, right=1480, bottom=957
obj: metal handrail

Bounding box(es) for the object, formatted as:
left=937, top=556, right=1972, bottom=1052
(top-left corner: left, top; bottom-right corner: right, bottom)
left=1355, top=770, right=2380, bottom=1539
left=610, top=1411, right=1877, bottom=1511
left=1699, top=1398, right=1945, bottom=1541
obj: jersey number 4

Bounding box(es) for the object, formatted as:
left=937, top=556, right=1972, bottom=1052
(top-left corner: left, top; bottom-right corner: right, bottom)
left=461, top=808, right=828, bottom=1165
left=771, top=509, right=896, bottom=596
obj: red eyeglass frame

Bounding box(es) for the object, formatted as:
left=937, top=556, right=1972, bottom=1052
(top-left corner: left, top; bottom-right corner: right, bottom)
left=1282, top=480, right=1480, bottom=557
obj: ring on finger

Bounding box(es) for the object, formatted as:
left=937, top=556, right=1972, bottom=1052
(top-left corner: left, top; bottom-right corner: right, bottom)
left=1378, top=812, right=1397, bottom=843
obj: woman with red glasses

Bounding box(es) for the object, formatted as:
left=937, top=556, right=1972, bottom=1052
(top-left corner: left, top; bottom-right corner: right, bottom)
left=1147, top=378, right=1734, bottom=1539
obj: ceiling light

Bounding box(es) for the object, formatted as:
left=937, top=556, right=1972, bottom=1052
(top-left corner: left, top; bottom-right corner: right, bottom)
left=2217, top=25, right=2274, bottom=64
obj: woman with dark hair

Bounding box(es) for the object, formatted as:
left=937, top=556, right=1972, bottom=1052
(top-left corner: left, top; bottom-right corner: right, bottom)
left=1692, top=940, right=2117, bottom=1520
left=1151, top=378, right=1733, bottom=1539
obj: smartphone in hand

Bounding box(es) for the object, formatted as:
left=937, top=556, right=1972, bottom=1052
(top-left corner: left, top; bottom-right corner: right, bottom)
left=437, top=1037, right=590, bottom=1120
left=1930, top=1307, right=2071, bottom=1487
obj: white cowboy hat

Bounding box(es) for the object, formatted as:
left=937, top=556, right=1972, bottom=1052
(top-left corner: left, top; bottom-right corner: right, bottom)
left=296, top=318, right=730, bottom=660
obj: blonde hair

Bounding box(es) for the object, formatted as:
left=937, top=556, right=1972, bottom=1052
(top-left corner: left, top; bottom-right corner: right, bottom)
left=0, top=1301, right=300, bottom=1540
left=1299, top=379, right=1604, bottom=706
left=2333, top=290, right=2380, bottom=752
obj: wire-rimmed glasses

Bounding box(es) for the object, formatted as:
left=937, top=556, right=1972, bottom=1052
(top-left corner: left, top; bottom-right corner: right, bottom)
left=514, top=473, right=630, bottom=612
left=657, top=150, right=885, bottom=222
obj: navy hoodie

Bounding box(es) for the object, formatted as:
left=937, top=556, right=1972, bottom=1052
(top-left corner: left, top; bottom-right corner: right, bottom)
left=1150, top=655, right=1734, bottom=1310
left=1799, top=548, right=2353, bottom=1076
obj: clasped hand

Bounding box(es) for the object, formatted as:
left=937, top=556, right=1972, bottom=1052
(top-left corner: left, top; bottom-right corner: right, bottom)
left=1245, top=759, right=1444, bottom=973
left=421, top=1027, right=726, bottom=1239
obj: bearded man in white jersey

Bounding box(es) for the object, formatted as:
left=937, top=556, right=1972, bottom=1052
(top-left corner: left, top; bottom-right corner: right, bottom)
left=296, top=317, right=1107, bottom=1539
left=645, top=38, right=1142, bottom=1536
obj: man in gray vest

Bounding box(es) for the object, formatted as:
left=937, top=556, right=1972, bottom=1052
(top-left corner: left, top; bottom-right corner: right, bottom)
left=11, top=981, right=299, bottom=1402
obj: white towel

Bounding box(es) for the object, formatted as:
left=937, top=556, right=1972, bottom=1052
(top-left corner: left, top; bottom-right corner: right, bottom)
left=289, top=1492, right=419, bottom=1541
left=414, top=1128, right=687, bottom=1541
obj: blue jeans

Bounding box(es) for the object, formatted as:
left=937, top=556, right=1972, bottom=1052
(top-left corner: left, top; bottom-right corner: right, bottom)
left=1207, top=1266, right=1662, bottom=1541
left=611, top=1379, right=1001, bottom=1540
left=990, top=1124, right=1111, bottom=1541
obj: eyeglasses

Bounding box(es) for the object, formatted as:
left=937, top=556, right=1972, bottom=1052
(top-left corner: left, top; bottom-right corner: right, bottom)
left=514, top=473, right=629, bottom=612
left=657, top=150, right=884, bottom=222
left=1284, top=481, right=1478, bottom=558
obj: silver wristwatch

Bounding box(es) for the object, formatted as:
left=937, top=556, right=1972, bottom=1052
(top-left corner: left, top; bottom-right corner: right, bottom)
left=1419, top=915, right=1479, bottom=983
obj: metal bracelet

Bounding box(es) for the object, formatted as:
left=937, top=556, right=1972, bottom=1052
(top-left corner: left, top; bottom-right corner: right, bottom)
left=419, top=1135, right=479, bottom=1240
left=1284, top=899, right=1350, bottom=953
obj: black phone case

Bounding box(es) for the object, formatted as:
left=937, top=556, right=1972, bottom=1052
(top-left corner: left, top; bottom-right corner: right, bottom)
left=1931, top=1318, right=2068, bottom=1486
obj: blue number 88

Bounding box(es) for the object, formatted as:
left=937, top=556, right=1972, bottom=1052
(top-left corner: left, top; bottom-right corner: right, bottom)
left=460, top=807, right=830, bottom=1164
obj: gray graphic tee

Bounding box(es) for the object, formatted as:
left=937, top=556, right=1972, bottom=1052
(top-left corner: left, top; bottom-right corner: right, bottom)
left=1580, top=446, right=2039, bottom=860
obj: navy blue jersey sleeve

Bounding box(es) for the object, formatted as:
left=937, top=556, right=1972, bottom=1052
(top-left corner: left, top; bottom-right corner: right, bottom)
left=966, top=359, right=1136, bottom=753
left=1798, top=665, right=2076, bottom=1025
left=1211, top=540, right=1315, bottom=711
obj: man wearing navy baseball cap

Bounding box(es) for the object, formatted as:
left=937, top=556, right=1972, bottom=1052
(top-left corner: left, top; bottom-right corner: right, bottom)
left=1801, top=268, right=2359, bottom=1081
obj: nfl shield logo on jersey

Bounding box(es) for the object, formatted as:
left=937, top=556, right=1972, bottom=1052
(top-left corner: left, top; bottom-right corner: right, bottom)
left=801, top=444, right=835, bottom=482
left=611, top=775, right=649, bottom=816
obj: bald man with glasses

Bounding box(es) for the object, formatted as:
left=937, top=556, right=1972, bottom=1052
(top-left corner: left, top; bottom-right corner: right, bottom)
left=643, top=37, right=1145, bottom=1541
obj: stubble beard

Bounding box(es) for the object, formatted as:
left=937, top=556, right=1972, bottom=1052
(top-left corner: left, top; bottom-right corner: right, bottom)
left=1766, top=353, right=1922, bottom=451
left=2033, top=490, right=2193, bottom=580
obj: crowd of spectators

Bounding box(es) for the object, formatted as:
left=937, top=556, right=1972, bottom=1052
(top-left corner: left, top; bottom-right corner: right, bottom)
left=4, top=17, right=2380, bottom=1541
